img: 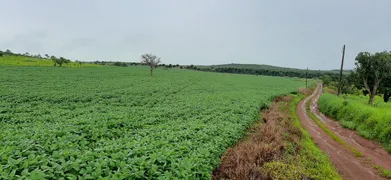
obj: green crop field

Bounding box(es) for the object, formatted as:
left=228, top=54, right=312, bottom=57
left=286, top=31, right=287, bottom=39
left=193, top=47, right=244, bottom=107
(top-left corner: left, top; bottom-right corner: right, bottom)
left=0, top=55, right=99, bottom=68
left=0, top=66, right=305, bottom=179
left=318, top=93, right=391, bottom=153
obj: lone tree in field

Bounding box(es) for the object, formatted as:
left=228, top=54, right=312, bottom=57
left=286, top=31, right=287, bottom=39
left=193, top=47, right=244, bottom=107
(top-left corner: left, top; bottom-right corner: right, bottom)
left=141, top=53, right=161, bottom=76
left=51, top=56, right=70, bottom=67
left=355, top=51, right=391, bottom=105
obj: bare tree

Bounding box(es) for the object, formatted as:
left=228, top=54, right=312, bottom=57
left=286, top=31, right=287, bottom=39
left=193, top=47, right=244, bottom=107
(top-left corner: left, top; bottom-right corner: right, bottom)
left=141, top=54, right=161, bottom=76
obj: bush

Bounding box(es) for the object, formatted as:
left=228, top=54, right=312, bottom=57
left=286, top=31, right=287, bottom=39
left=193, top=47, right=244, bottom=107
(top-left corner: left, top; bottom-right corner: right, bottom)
left=113, top=62, right=127, bottom=67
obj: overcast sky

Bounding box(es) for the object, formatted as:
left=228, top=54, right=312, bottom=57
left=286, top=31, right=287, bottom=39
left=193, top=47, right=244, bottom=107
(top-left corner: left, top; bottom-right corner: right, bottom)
left=0, top=0, right=390, bottom=70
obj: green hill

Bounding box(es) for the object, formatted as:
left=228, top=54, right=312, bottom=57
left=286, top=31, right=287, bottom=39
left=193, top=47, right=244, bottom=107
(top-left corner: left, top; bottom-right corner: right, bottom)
left=0, top=55, right=99, bottom=68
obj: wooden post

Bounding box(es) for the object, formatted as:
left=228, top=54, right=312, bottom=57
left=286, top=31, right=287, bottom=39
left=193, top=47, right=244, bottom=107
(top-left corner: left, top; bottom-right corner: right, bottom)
left=337, top=45, right=346, bottom=96
left=306, top=67, right=308, bottom=89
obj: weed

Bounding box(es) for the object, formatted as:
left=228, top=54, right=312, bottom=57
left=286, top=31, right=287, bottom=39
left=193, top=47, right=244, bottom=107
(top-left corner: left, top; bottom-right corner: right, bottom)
left=374, top=165, right=391, bottom=179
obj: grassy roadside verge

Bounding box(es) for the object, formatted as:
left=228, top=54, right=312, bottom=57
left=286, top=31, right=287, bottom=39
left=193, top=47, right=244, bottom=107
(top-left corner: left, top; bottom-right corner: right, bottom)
left=318, top=93, right=391, bottom=153
left=212, top=94, right=341, bottom=180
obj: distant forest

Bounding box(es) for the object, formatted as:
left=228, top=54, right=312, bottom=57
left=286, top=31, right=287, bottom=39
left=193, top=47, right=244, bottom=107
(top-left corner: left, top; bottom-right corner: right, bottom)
left=185, top=64, right=343, bottom=79
left=1, top=49, right=342, bottom=80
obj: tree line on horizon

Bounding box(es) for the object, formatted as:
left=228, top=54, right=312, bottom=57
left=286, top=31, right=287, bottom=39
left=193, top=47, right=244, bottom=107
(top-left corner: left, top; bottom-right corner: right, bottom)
left=93, top=60, right=182, bottom=69
left=185, top=64, right=341, bottom=79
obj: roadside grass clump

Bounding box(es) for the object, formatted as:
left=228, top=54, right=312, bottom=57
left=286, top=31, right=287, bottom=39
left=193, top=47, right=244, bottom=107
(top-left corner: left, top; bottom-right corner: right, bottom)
left=374, top=165, right=391, bottom=178
left=212, top=95, right=341, bottom=180
left=318, top=93, right=391, bottom=153
left=0, top=66, right=303, bottom=179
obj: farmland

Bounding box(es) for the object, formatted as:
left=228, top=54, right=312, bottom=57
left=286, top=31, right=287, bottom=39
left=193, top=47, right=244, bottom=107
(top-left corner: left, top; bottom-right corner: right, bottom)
left=0, top=55, right=98, bottom=68
left=318, top=93, right=391, bottom=153
left=0, top=66, right=304, bottom=179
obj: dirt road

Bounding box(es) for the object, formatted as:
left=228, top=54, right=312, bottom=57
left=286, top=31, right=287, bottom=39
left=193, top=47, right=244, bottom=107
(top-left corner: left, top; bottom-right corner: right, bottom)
left=297, top=84, right=389, bottom=180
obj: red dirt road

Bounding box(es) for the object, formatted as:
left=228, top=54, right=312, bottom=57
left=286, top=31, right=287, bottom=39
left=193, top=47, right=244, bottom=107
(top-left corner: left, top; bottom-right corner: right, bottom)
left=297, top=84, right=388, bottom=180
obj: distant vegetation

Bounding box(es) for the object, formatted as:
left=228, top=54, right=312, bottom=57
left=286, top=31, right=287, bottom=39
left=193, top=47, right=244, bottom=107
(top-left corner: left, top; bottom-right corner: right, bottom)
left=1, top=49, right=349, bottom=81
left=90, top=61, right=344, bottom=79
left=93, top=60, right=182, bottom=69
left=186, top=63, right=343, bottom=79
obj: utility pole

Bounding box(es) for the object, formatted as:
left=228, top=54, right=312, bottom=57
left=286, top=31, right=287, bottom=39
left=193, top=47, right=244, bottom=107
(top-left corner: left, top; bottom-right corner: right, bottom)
left=306, top=67, right=308, bottom=89
left=337, top=45, right=346, bottom=96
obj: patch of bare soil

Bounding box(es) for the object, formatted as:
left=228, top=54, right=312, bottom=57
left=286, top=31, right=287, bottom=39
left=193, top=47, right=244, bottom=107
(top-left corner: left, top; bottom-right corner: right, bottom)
left=298, top=84, right=388, bottom=180
left=212, top=96, right=303, bottom=180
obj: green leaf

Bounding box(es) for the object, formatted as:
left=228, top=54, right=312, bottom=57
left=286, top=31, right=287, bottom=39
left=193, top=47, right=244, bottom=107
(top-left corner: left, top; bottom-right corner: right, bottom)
left=29, top=169, right=45, bottom=180
left=9, top=169, right=16, bottom=177
left=72, top=163, right=79, bottom=171
left=66, top=173, right=77, bottom=180
left=21, top=168, right=30, bottom=176
left=22, top=160, right=29, bottom=169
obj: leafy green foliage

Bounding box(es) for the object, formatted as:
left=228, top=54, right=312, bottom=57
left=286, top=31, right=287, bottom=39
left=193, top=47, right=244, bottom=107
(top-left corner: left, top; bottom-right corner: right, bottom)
left=354, top=51, right=391, bottom=104
left=0, top=66, right=303, bottom=179
left=319, top=93, right=391, bottom=153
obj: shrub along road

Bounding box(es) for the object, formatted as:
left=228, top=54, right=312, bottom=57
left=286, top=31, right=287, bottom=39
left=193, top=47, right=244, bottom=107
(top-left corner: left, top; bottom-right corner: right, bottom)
left=298, top=84, right=391, bottom=179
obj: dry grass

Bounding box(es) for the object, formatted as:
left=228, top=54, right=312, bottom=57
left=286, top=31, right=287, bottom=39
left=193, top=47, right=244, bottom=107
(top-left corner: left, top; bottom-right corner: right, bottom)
left=297, top=88, right=312, bottom=96
left=212, top=96, right=303, bottom=180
